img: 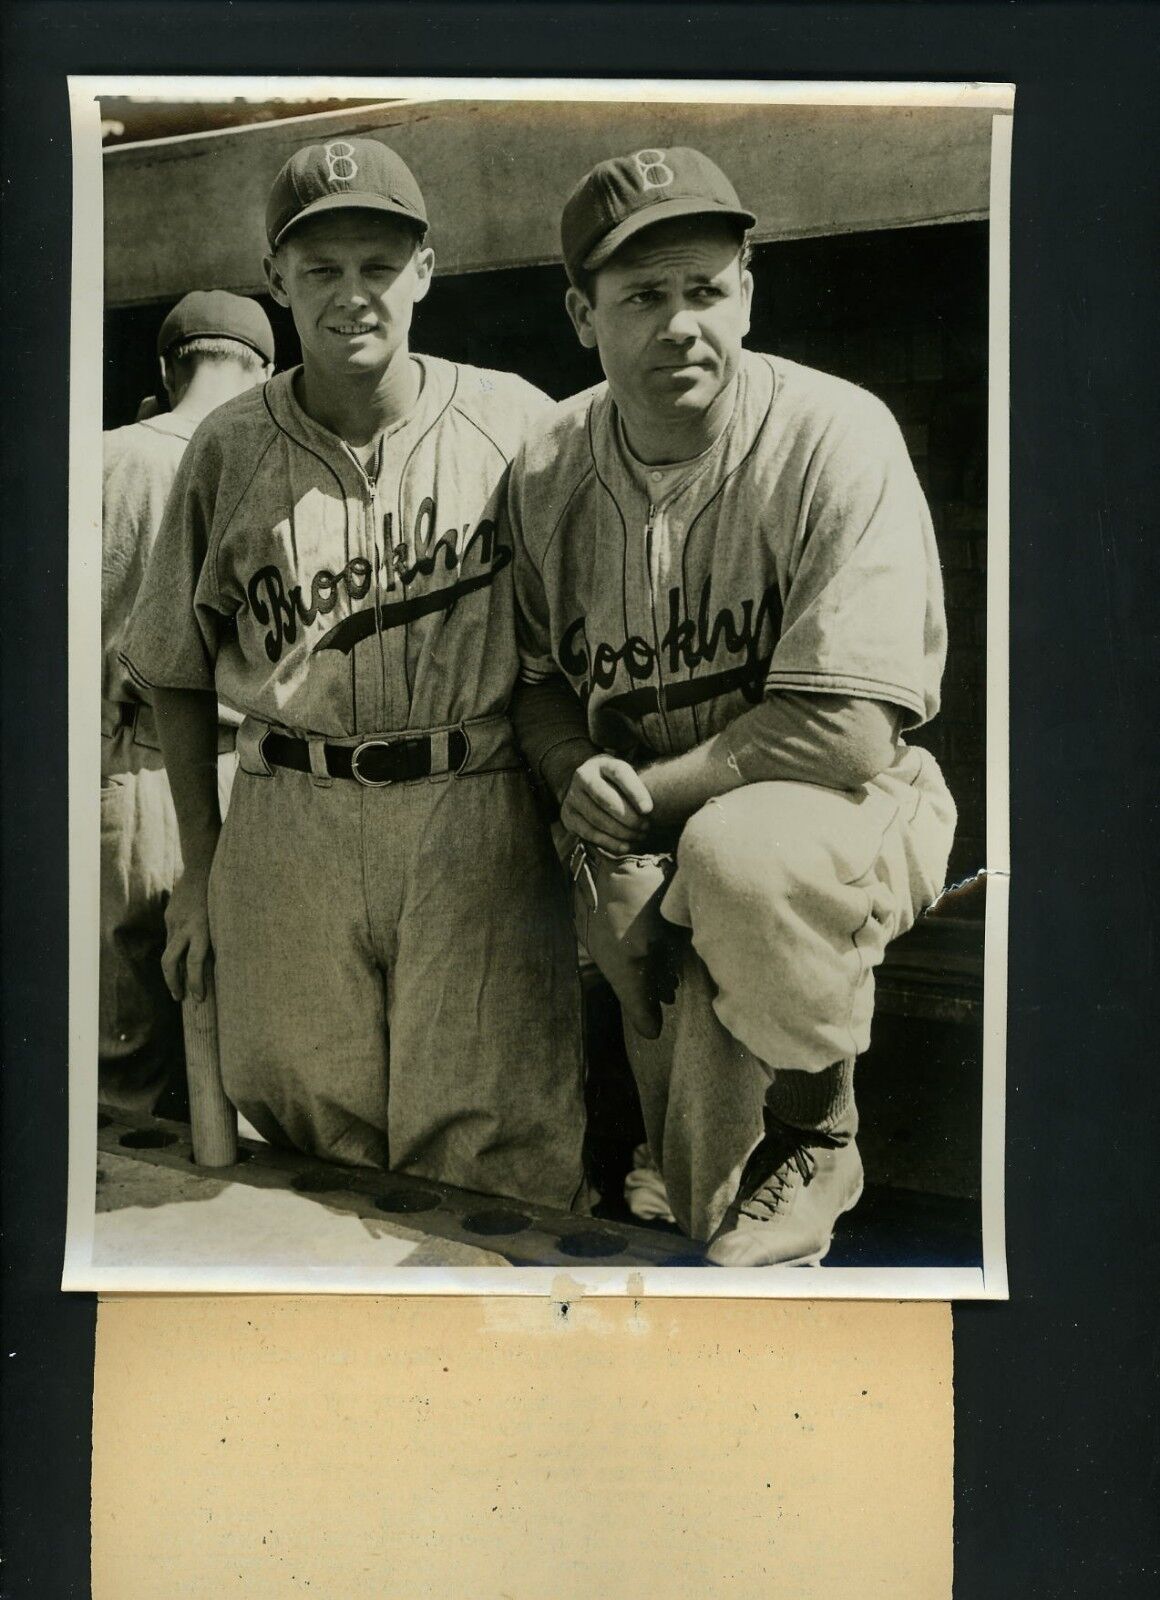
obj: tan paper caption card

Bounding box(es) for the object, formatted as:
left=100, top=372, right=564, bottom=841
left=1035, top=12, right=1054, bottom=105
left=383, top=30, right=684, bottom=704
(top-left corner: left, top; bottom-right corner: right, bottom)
left=94, top=1297, right=951, bottom=1597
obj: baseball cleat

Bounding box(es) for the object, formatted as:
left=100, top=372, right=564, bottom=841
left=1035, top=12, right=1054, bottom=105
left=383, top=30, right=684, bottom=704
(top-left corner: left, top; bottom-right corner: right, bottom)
left=623, top=1143, right=677, bottom=1225
left=705, top=1114, right=863, bottom=1268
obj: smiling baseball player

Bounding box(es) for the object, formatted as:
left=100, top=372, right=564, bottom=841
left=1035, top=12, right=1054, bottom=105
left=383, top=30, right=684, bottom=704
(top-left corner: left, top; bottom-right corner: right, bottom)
left=121, top=139, right=587, bottom=1209
left=510, top=147, right=956, bottom=1264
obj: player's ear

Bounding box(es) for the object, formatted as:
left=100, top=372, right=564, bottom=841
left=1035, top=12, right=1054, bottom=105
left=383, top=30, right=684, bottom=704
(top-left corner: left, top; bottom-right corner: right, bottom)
left=566, top=286, right=598, bottom=350
left=739, top=266, right=753, bottom=339
left=159, top=354, right=177, bottom=405
left=411, top=243, right=435, bottom=304
left=264, top=250, right=291, bottom=309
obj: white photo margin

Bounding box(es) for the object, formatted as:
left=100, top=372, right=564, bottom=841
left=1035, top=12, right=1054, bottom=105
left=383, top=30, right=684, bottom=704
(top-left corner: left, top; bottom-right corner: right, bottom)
left=64, top=76, right=1014, bottom=1299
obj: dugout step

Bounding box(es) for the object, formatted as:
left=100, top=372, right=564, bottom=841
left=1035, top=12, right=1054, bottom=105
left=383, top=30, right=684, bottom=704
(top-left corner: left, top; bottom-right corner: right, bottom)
left=97, top=1106, right=706, bottom=1268
left=98, top=1106, right=981, bottom=1269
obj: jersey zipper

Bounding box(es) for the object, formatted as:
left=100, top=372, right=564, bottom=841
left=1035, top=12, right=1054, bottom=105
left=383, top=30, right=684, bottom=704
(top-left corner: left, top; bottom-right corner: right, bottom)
left=644, top=502, right=674, bottom=751
left=358, top=452, right=392, bottom=725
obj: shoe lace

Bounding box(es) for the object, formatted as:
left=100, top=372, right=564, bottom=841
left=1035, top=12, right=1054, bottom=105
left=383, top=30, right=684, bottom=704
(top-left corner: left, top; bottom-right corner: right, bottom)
left=736, top=1115, right=845, bottom=1223
left=738, top=1144, right=816, bottom=1222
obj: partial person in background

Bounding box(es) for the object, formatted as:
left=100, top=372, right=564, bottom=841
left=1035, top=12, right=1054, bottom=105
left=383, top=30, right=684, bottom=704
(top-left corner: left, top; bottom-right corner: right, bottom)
left=100, top=291, right=274, bottom=1115
left=511, top=147, right=956, bottom=1265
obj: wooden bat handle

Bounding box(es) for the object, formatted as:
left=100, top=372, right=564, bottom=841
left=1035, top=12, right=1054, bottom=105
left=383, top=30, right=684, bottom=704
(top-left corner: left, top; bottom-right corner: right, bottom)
left=183, top=971, right=237, bottom=1167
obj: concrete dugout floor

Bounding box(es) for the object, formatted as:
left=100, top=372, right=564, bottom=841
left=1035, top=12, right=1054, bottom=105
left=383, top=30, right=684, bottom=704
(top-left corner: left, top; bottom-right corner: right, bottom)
left=93, top=1106, right=981, bottom=1275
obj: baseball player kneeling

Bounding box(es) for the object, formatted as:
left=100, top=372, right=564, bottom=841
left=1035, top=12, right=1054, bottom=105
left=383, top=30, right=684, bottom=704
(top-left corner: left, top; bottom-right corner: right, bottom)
left=121, top=140, right=587, bottom=1211
left=509, top=147, right=956, bottom=1265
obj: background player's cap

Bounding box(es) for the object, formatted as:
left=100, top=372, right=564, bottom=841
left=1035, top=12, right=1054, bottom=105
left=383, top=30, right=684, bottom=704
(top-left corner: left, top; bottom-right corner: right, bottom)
left=561, top=146, right=756, bottom=285
left=156, top=291, right=275, bottom=363
left=265, top=139, right=429, bottom=249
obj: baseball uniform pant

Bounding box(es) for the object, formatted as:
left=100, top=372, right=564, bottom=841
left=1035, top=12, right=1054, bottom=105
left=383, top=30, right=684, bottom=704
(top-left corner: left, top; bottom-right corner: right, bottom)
left=624, top=744, right=956, bottom=1240
left=207, top=734, right=588, bottom=1211
left=99, top=745, right=236, bottom=1114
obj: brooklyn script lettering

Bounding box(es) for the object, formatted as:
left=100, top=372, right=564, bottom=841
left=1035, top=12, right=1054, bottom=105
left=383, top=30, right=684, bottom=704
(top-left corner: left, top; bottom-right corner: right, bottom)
left=245, top=503, right=508, bottom=662
left=561, top=576, right=783, bottom=701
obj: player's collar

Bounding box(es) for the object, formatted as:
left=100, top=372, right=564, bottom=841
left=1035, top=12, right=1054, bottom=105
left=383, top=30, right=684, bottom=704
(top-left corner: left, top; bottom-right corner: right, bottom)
left=589, top=350, right=776, bottom=517
left=139, top=411, right=199, bottom=442
left=615, top=412, right=721, bottom=500
left=263, top=357, right=455, bottom=482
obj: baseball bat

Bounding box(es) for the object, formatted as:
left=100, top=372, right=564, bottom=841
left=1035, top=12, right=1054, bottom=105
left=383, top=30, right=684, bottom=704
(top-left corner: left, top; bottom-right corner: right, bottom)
left=182, top=969, right=238, bottom=1167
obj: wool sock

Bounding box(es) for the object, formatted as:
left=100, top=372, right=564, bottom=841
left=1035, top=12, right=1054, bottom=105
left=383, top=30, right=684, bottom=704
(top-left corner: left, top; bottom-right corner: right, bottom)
left=765, top=1059, right=857, bottom=1139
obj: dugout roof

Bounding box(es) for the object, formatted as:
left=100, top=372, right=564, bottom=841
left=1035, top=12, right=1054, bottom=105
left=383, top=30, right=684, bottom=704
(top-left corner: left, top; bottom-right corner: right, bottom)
left=103, top=97, right=995, bottom=307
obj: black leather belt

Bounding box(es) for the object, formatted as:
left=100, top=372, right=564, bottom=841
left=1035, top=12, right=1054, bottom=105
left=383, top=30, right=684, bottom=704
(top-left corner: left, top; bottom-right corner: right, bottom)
left=262, top=729, right=469, bottom=787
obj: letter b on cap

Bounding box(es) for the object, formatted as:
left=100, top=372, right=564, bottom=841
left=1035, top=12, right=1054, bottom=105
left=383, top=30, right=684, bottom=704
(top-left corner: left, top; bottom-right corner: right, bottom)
left=633, top=149, right=674, bottom=190
left=325, top=141, right=359, bottom=187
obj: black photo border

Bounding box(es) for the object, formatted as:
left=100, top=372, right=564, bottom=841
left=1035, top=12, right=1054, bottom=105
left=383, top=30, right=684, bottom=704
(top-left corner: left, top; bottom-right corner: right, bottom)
left=2, top=5, right=1157, bottom=1595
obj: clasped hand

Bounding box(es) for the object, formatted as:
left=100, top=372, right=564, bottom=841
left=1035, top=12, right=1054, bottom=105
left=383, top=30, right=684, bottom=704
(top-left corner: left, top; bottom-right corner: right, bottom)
left=560, top=755, right=653, bottom=854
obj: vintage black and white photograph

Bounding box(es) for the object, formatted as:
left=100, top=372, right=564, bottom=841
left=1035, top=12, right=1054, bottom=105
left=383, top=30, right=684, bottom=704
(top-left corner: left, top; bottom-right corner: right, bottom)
left=64, top=78, right=1011, bottom=1294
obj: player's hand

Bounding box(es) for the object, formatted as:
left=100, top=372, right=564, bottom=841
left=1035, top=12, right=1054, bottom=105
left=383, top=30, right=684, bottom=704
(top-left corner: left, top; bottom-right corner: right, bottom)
left=561, top=755, right=653, bottom=853
left=162, top=866, right=214, bottom=1004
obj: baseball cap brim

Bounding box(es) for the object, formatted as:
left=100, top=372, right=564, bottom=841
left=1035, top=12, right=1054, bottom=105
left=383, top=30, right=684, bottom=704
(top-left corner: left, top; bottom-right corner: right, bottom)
left=582, top=196, right=757, bottom=272
left=271, top=191, right=429, bottom=250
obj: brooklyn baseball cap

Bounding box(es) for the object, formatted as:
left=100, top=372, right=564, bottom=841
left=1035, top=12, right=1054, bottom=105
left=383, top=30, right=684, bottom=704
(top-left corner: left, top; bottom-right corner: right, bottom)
left=561, top=146, right=756, bottom=284
left=265, top=138, right=428, bottom=249
left=156, top=290, right=275, bottom=363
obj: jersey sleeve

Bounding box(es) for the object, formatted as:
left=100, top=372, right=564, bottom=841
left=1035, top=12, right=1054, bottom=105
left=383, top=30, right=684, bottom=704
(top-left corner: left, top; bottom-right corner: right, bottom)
left=506, top=451, right=561, bottom=684
left=101, top=434, right=173, bottom=630
left=766, top=396, right=946, bottom=726
left=101, top=429, right=193, bottom=710
left=504, top=372, right=557, bottom=435
left=119, top=430, right=234, bottom=695
left=720, top=690, right=901, bottom=791
left=460, top=366, right=556, bottom=458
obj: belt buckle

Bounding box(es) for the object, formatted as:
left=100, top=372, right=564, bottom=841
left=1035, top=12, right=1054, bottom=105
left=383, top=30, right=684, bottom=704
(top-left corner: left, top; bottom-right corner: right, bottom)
left=350, top=738, right=395, bottom=787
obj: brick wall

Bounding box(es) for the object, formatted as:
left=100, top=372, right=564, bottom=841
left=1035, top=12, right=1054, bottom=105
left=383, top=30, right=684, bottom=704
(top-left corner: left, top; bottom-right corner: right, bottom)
left=105, top=222, right=989, bottom=883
